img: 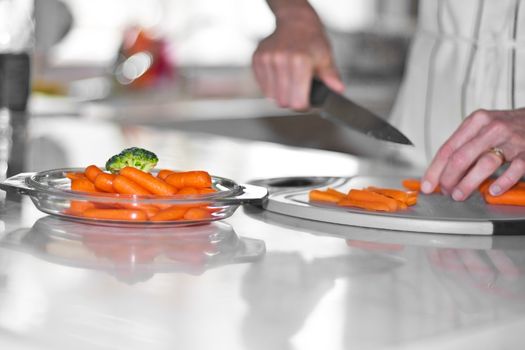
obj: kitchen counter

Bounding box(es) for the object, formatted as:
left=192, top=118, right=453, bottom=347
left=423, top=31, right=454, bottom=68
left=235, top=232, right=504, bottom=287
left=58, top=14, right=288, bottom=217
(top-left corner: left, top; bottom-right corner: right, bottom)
left=1, top=111, right=525, bottom=350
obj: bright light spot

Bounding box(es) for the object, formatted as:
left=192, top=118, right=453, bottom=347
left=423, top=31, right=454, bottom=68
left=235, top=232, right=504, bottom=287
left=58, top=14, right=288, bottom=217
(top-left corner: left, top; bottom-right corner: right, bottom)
left=116, top=51, right=153, bottom=85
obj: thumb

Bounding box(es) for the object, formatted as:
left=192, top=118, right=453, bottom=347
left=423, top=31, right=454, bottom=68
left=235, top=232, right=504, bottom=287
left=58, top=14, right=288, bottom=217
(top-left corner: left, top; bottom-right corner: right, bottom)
left=317, top=63, right=345, bottom=93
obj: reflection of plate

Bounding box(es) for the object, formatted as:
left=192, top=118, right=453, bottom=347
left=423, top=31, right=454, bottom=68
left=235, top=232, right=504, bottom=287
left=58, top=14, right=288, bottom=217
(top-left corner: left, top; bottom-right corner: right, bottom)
left=243, top=205, right=525, bottom=250
left=1, top=216, right=266, bottom=283
left=0, top=168, right=268, bottom=227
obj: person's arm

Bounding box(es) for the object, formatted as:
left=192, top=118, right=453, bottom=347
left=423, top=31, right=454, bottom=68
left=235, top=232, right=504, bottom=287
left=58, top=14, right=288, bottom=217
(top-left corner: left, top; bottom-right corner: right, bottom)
left=421, top=108, right=525, bottom=200
left=252, top=0, right=344, bottom=110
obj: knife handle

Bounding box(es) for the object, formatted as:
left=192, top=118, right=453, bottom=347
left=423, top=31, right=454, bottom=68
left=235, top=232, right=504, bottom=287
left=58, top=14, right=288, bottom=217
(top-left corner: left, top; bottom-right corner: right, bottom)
left=309, top=78, right=331, bottom=107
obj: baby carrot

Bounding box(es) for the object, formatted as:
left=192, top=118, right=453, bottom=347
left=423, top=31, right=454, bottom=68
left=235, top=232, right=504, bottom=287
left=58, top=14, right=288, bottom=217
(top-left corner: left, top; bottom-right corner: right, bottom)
left=347, top=189, right=399, bottom=211
left=165, top=171, right=212, bottom=189
left=338, top=198, right=392, bottom=212
left=112, top=175, right=151, bottom=196
left=484, top=188, right=525, bottom=206
left=199, top=187, right=217, bottom=194
left=94, top=173, right=116, bottom=193
left=66, top=172, right=86, bottom=180
left=67, top=200, right=96, bottom=215
left=184, top=207, right=211, bottom=221
left=402, top=178, right=441, bottom=193
left=309, top=190, right=342, bottom=204
left=84, top=165, right=103, bottom=182
left=150, top=206, right=188, bottom=221
left=120, top=167, right=177, bottom=196
left=82, top=208, right=148, bottom=221
left=119, top=203, right=159, bottom=218
left=71, top=178, right=99, bottom=193
left=177, top=187, right=199, bottom=195
left=157, top=169, right=176, bottom=180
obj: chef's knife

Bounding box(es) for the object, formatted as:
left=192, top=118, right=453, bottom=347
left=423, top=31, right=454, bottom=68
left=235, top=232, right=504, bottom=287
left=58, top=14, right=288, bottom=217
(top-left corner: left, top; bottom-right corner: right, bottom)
left=309, top=79, right=413, bottom=145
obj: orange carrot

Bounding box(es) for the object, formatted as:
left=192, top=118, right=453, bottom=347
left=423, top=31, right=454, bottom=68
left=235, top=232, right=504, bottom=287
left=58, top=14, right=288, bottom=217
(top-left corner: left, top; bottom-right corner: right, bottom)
left=484, top=188, right=525, bottom=206
left=67, top=200, right=96, bottom=215
left=66, top=172, right=86, bottom=180
left=338, top=198, right=392, bottom=212
left=82, top=208, right=148, bottom=221
left=184, top=207, right=212, bottom=221
left=94, top=173, right=116, bottom=193
left=347, top=189, right=399, bottom=211
left=157, top=169, right=176, bottom=180
left=120, top=167, right=177, bottom=196
left=309, top=190, right=342, bottom=204
left=326, top=188, right=346, bottom=199
left=71, top=178, right=100, bottom=193
left=406, top=196, right=418, bottom=206
left=85, top=165, right=103, bottom=183
left=402, top=178, right=441, bottom=193
left=165, top=171, right=212, bottom=189
left=199, top=187, right=217, bottom=194
left=112, top=175, right=151, bottom=196
left=150, top=206, right=188, bottom=221
left=177, top=187, right=199, bottom=195
left=367, top=187, right=417, bottom=206
left=119, top=203, right=159, bottom=218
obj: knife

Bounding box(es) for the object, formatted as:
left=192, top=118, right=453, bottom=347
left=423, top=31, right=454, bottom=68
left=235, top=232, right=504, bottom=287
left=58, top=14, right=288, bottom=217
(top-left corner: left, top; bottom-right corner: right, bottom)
left=309, top=79, right=413, bottom=145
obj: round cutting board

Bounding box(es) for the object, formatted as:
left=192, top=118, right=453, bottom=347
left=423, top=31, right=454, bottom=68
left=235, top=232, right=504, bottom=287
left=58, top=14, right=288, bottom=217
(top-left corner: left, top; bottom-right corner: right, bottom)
left=251, top=176, right=525, bottom=235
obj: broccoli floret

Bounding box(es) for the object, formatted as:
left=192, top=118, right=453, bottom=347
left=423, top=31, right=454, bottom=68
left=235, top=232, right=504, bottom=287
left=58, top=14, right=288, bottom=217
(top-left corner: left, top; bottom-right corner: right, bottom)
left=105, top=147, right=159, bottom=174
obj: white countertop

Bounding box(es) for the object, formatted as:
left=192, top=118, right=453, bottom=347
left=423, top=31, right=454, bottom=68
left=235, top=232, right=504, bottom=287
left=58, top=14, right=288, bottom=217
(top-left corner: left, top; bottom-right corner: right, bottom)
left=1, top=113, right=524, bottom=350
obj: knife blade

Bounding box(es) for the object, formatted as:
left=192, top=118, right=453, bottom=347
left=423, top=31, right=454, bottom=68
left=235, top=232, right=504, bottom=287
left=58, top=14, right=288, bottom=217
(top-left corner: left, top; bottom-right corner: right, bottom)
left=309, top=79, right=413, bottom=145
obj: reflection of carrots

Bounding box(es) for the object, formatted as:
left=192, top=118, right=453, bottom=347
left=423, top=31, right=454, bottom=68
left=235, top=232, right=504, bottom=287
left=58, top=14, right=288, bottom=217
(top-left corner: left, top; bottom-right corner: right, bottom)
left=309, top=190, right=341, bottom=204
left=85, top=165, right=103, bottom=182
left=402, top=178, right=441, bottom=193
left=82, top=208, right=148, bottom=221
left=347, top=189, right=399, bottom=211
left=165, top=171, right=212, bottom=189
left=120, top=167, right=177, bottom=196
left=199, top=188, right=216, bottom=194
left=338, top=199, right=392, bottom=212
left=157, top=169, right=176, bottom=180
left=184, top=207, right=212, bottom=221
left=113, top=175, right=151, bottom=196
left=177, top=187, right=199, bottom=195
left=71, top=178, right=99, bottom=193
left=150, top=206, right=188, bottom=221
left=94, top=173, right=116, bottom=193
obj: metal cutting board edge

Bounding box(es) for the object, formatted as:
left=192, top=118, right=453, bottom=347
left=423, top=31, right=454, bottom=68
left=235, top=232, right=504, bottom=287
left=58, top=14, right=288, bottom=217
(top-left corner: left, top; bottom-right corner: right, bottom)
left=250, top=176, right=525, bottom=235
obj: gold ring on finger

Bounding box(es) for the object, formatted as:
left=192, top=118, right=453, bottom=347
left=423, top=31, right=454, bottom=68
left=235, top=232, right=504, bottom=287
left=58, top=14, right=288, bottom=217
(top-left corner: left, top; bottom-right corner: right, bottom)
left=488, top=147, right=506, bottom=163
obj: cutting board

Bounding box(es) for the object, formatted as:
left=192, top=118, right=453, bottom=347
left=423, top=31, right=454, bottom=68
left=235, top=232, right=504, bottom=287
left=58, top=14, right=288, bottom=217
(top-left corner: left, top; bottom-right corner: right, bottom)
left=251, top=176, right=525, bottom=235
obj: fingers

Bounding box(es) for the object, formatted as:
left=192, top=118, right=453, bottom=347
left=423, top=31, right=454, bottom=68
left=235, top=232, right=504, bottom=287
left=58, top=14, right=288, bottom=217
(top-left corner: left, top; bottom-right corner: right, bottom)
left=317, top=62, right=345, bottom=93
left=489, top=155, right=525, bottom=195
left=289, top=55, right=313, bottom=110
left=422, top=109, right=494, bottom=194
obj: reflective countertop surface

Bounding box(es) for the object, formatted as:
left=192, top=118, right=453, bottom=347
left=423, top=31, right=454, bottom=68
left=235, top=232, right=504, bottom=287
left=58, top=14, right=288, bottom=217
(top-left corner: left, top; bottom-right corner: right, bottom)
left=1, top=111, right=525, bottom=350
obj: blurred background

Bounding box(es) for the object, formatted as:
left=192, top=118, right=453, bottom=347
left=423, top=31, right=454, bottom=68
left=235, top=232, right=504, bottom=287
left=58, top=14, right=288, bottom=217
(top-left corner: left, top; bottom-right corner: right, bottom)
left=32, top=0, right=418, bottom=115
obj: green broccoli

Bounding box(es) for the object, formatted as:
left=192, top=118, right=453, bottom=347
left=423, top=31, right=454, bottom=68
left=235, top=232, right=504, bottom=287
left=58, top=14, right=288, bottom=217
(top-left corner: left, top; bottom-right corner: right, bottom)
left=105, top=147, right=159, bottom=174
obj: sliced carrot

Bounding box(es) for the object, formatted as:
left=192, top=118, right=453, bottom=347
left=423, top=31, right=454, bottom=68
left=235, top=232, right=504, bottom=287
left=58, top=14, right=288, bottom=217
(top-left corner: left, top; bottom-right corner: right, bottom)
left=406, top=196, right=418, bottom=206
left=184, top=207, right=212, bottom=221
left=484, top=188, right=525, bottom=206
left=165, top=171, right=212, bottom=189
left=94, top=173, right=116, bottom=193
left=112, top=175, right=151, bottom=196
left=71, top=178, right=99, bottom=193
left=338, top=198, right=392, bottom=212
left=66, top=172, right=86, bottom=180
left=402, top=178, right=441, bottom=193
left=120, top=167, right=177, bottom=196
left=326, top=188, right=346, bottom=199
left=157, top=169, right=177, bottom=180
left=82, top=208, right=148, bottom=221
left=367, top=187, right=417, bottom=206
left=150, top=206, right=188, bottom=221
left=177, top=187, right=199, bottom=195
left=309, top=190, right=342, bottom=204
left=347, top=189, right=399, bottom=211
left=85, top=165, right=103, bottom=183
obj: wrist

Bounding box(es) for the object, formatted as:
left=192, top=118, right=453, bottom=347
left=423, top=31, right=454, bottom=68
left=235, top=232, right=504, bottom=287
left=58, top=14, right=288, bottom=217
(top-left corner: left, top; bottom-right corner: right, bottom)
left=272, top=1, right=321, bottom=26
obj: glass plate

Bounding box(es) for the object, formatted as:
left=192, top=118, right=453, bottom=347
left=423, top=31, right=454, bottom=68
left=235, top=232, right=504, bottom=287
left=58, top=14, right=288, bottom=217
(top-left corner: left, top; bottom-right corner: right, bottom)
left=0, top=168, right=268, bottom=227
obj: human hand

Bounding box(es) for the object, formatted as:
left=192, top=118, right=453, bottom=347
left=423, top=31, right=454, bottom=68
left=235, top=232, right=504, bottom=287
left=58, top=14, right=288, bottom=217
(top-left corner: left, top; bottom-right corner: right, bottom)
left=252, top=8, right=344, bottom=110
left=421, top=108, right=525, bottom=200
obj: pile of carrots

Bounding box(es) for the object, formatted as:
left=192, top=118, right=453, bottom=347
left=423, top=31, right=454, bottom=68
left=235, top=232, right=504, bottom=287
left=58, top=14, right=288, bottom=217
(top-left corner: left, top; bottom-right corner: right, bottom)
left=309, top=186, right=418, bottom=212
left=65, top=165, right=218, bottom=222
